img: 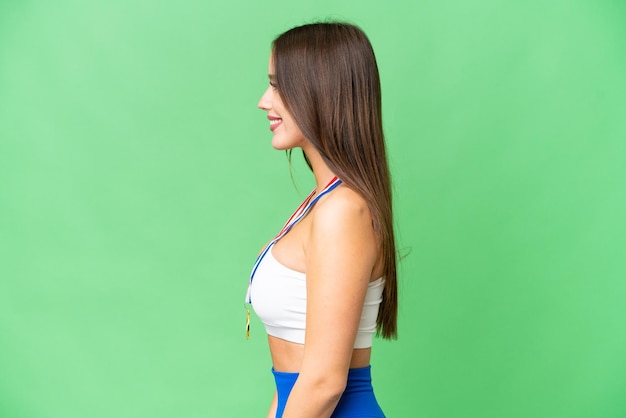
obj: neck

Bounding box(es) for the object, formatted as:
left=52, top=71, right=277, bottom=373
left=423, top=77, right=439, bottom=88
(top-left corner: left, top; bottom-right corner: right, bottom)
left=301, top=145, right=337, bottom=193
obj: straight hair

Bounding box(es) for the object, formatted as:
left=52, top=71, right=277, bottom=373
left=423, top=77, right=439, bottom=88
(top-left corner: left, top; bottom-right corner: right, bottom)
left=272, top=22, right=398, bottom=339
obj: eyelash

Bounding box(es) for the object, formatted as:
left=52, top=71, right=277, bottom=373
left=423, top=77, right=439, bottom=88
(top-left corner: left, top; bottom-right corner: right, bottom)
left=269, top=81, right=278, bottom=88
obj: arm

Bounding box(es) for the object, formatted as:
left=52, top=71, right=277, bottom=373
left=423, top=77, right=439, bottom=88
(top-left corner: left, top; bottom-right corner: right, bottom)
left=282, top=189, right=379, bottom=418
left=266, top=391, right=277, bottom=418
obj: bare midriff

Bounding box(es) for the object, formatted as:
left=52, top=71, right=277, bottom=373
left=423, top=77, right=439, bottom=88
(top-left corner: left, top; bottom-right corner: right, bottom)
left=268, top=335, right=371, bottom=373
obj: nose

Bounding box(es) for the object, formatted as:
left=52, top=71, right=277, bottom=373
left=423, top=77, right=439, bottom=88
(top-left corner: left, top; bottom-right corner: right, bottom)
left=258, top=86, right=272, bottom=110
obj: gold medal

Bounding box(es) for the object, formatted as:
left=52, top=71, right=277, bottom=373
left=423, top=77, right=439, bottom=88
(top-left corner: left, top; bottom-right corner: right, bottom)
left=245, top=304, right=251, bottom=340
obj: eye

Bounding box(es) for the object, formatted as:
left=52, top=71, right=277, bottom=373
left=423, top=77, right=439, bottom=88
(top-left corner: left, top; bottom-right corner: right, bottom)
left=269, top=81, right=278, bottom=89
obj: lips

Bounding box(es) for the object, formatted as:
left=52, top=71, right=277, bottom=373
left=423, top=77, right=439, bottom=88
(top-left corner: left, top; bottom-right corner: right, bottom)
left=268, top=115, right=282, bottom=132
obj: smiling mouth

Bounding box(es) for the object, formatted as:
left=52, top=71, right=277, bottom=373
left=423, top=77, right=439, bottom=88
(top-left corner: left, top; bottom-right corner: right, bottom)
left=269, top=118, right=282, bottom=132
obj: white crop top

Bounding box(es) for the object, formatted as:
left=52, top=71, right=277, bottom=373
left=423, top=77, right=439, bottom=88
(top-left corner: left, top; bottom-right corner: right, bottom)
left=250, top=243, right=385, bottom=349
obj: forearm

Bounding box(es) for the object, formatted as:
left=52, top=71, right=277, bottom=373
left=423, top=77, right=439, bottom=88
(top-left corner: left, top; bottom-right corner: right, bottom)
left=282, top=375, right=345, bottom=418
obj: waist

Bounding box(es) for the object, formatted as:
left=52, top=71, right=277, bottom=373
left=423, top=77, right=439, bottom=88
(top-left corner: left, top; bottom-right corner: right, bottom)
left=269, top=335, right=372, bottom=372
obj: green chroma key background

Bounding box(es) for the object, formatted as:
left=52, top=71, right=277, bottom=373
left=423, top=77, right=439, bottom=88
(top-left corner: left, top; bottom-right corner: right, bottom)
left=1, top=1, right=624, bottom=417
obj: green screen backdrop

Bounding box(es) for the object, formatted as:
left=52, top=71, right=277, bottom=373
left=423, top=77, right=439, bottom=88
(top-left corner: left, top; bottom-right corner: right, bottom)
left=1, top=1, right=625, bottom=417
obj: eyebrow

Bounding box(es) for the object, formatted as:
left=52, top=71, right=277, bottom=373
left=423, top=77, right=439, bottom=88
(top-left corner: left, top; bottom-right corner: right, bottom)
left=268, top=74, right=277, bottom=81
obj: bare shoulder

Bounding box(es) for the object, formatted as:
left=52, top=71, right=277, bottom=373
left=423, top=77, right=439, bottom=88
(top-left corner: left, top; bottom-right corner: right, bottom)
left=306, top=184, right=380, bottom=280
left=308, top=185, right=378, bottom=260
left=311, top=185, right=373, bottom=231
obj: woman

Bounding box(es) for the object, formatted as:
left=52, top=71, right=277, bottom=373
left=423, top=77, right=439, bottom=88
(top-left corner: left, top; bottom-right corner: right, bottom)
left=245, top=22, right=397, bottom=418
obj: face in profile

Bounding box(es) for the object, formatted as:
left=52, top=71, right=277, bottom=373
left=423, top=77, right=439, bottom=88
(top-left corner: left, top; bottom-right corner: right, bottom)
left=257, top=54, right=307, bottom=151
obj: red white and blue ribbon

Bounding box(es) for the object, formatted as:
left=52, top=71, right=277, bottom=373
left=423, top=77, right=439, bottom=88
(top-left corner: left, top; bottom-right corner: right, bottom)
left=244, top=176, right=342, bottom=338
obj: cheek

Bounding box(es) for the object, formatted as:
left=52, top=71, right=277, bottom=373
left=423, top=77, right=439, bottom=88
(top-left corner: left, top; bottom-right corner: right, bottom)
left=272, top=98, right=283, bottom=113
left=272, top=92, right=288, bottom=110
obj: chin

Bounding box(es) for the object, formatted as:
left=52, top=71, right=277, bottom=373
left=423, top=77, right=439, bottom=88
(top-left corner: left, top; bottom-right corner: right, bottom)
left=272, top=137, right=307, bottom=151
left=271, top=142, right=289, bottom=151
left=271, top=139, right=297, bottom=151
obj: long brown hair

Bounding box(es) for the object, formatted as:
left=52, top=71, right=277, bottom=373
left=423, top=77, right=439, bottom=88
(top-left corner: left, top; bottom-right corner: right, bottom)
left=272, top=22, right=398, bottom=339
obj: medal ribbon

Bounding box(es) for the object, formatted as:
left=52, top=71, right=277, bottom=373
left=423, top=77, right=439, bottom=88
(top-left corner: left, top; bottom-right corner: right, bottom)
left=244, top=176, right=342, bottom=338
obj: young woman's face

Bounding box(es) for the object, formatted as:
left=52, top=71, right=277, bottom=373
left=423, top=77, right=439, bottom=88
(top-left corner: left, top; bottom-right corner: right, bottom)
left=257, top=54, right=307, bottom=150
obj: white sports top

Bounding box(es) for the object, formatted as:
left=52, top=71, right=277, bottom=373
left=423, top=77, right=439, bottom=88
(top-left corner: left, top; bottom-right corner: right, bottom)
left=250, top=242, right=385, bottom=349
